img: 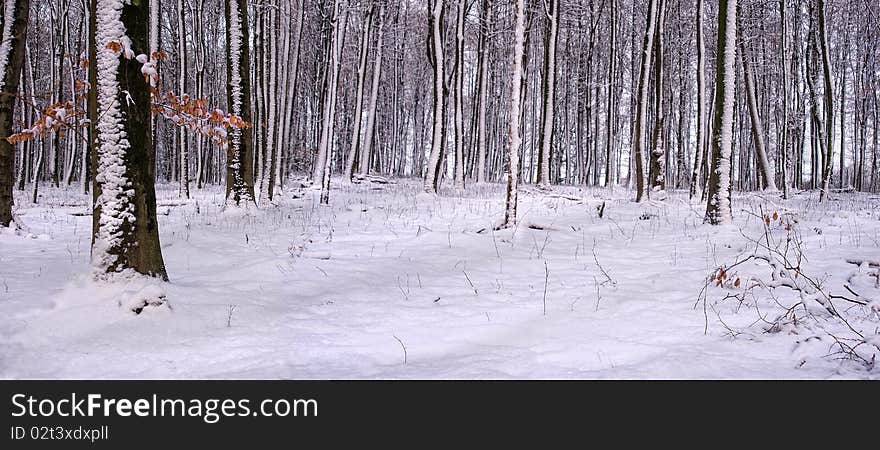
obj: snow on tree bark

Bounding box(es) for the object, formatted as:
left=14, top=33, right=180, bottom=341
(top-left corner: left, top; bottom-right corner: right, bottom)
left=271, top=0, right=292, bottom=199
left=502, top=0, right=526, bottom=228
left=260, top=4, right=278, bottom=203
left=704, top=0, right=737, bottom=225
left=224, top=0, right=255, bottom=207
left=817, top=0, right=834, bottom=202
left=424, top=0, right=445, bottom=194
left=344, top=3, right=374, bottom=182
left=277, top=0, right=304, bottom=196
left=317, top=0, right=343, bottom=205
left=176, top=0, right=190, bottom=200
left=92, top=0, right=168, bottom=279
left=0, top=0, right=19, bottom=93
left=633, top=0, right=659, bottom=202
left=690, top=0, right=707, bottom=200
left=360, top=3, right=386, bottom=181
left=452, top=0, right=466, bottom=190
left=536, top=0, right=559, bottom=189
left=604, top=0, right=618, bottom=189
left=0, top=0, right=30, bottom=228
left=648, top=0, right=667, bottom=197
left=474, top=0, right=490, bottom=184
left=738, top=8, right=777, bottom=192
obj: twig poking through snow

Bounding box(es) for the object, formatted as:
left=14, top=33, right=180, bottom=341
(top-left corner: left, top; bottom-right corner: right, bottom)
left=463, top=270, right=478, bottom=295
left=393, top=335, right=407, bottom=364
left=543, top=261, right=549, bottom=316
left=226, top=305, right=237, bottom=327
left=592, top=241, right=617, bottom=286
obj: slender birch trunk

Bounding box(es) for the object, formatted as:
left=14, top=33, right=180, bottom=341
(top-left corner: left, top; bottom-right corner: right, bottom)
left=738, top=18, right=777, bottom=192
left=360, top=3, right=386, bottom=179
left=424, top=0, right=445, bottom=193
left=503, top=0, right=526, bottom=228
left=452, top=0, right=466, bottom=189
left=536, top=0, right=559, bottom=189
left=817, top=0, right=834, bottom=202
left=633, top=0, right=659, bottom=202
left=344, top=3, right=374, bottom=181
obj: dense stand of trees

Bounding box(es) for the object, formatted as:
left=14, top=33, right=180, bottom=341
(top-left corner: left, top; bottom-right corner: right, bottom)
left=1, top=0, right=878, bottom=276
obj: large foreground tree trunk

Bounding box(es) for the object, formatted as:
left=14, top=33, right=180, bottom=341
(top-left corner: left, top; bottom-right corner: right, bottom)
left=92, top=0, right=167, bottom=280
left=0, top=0, right=30, bottom=227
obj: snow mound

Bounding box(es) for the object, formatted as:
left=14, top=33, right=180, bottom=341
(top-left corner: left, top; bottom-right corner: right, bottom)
left=121, top=284, right=168, bottom=315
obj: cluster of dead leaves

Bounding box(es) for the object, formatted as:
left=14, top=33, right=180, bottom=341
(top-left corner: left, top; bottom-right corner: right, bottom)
left=6, top=44, right=252, bottom=146
left=152, top=91, right=251, bottom=146
left=709, top=266, right=741, bottom=288
left=7, top=91, right=249, bottom=148
left=5, top=102, right=82, bottom=145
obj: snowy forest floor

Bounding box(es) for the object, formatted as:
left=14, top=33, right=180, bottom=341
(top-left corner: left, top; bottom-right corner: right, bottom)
left=1, top=179, right=879, bottom=379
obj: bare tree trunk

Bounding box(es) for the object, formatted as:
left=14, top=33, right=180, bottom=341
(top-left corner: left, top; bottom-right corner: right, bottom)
left=817, top=0, right=834, bottom=202
left=318, top=0, right=343, bottom=205
left=536, top=0, right=559, bottom=189
left=838, top=37, right=847, bottom=189
left=690, top=0, right=706, bottom=199
left=148, top=0, right=160, bottom=191
left=92, top=0, right=168, bottom=280
left=705, top=0, right=737, bottom=224
left=503, top=0, right=526, bottom=228
left=263, top=3, right=279, bottom=202
left=225, top=0, right=256, bottom=206
left=452, top=0, right=466, bottom=189
left=344, top=3, right=374, bottom=181
left=280, top=0, right=304, bottom=190
left=474, top=0, right=490, bottom=183
left=779, top=0, right=789, bottom=198
left=604, top=0, right=617, bottom=189
left=648, top=0, right=667, bottom=196
left=360, top=4, right=386, bottom=179
left=424, top=0, right=445, bottom=193
left=633, top=0, right=659, bottom=202
left=177, top=0, right=190, bottom=199
left=738, top=17, right=777, bottom=192
left=271, top=0, right=290, bottom=196
left=0, top=0, right=30, bottom=227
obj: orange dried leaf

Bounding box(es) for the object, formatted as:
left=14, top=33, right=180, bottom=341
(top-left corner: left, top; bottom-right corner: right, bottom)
left=106, top=41, right=123, bottom=53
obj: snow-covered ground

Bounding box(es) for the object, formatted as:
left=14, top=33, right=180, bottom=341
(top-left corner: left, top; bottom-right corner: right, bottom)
left=1, top=179, right=878, bottom=379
